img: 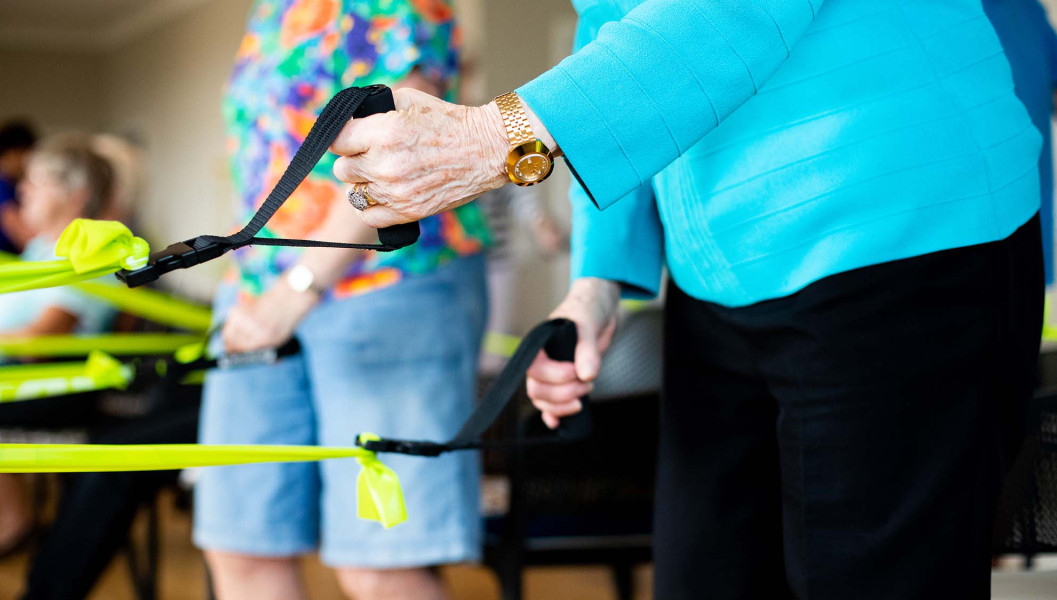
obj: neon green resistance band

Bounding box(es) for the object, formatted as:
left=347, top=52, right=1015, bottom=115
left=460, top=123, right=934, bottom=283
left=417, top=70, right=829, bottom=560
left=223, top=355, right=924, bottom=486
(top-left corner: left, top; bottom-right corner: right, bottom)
left=0, top=351, right=133, bottom=403
left=73, top=281, right=211, bottom=333
left=0, top=439, right=406, bottom=528
left=0, top=220, right=148, bottom=294
left=0, top=333, right=205, bottom=358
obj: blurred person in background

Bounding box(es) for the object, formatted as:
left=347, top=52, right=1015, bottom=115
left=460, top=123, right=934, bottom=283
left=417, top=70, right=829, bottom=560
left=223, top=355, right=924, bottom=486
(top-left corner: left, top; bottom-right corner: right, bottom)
left=9, top=134, right=184, bottom=600
left=0, top=120, right=38, bottom=254
left=0, top=135, right=117, bottom=560
left=193, top=1, right=488, bottom=599
left=984, top=0, right=1057, bottom=287
left=477, top=183, right=567, bottom=374
left=89, top=133, right=145, bottom=225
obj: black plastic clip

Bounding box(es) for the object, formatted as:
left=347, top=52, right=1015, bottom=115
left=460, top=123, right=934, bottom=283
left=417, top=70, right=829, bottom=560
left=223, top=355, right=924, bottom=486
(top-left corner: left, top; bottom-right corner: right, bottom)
left=116, top=238, right=230, bottom=288
left=356, top=437, right=448, bottom=457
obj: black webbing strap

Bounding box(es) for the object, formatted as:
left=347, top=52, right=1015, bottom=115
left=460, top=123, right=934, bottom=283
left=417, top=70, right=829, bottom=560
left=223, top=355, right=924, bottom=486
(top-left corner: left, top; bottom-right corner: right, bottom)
left=358, top=319, right=594, bottom=456
left=117, top=85, right=419, bottom=288
left=156, top=337, right=303, bottom=386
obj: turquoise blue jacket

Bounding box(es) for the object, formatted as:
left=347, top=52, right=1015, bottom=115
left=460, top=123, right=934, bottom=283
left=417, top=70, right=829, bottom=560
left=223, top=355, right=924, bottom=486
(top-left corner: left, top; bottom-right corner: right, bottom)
left=517, top=0, right=1042, bottom=306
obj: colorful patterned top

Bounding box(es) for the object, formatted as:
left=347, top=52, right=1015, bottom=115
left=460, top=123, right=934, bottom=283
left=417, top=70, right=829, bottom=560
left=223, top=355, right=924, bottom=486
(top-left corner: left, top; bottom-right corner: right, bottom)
left=223, top=0, right=488, bottom=298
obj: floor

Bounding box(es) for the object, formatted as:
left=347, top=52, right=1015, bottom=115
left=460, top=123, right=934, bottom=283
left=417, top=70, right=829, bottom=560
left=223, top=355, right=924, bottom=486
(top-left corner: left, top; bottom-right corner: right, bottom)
left=0, top=490, right=654, bottom=600
left=2, top=490, right=1056, bottom=600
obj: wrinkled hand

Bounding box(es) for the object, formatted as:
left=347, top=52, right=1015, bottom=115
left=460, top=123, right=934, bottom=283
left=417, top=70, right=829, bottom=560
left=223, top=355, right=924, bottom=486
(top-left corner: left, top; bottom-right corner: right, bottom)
left=221, top=281, right=318, bottom=354
left=331, top=88, right=511, bottom=229
left=527, top=278, right=621, bottom=429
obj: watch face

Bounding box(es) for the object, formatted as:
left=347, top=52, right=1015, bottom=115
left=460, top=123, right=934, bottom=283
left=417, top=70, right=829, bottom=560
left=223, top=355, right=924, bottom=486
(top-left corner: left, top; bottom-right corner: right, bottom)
left=514, top=153, right=552, bottom=183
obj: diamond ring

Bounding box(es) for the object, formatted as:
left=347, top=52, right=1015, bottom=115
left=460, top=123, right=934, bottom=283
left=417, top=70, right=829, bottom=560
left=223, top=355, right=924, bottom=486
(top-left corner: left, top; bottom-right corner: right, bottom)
left=347, top=183, right=377, bottom=211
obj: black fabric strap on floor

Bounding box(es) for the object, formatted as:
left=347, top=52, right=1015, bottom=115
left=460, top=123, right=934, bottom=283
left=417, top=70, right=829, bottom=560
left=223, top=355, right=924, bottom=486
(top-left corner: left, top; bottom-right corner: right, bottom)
left=358, top=319, right=593, bottom=457
left=118, top=85, right=419, bottom=287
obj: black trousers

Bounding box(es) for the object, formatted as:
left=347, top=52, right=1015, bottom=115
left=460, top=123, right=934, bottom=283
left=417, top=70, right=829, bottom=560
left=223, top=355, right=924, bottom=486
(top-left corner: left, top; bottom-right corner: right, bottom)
left=656, top=216, right=1043, bottom=600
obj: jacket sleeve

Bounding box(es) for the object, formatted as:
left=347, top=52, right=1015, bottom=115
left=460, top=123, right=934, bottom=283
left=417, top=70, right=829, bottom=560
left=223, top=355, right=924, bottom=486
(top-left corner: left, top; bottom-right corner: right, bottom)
left=570, top=178, right=665, bottom=299
left=517, top=0, right=823, bottom=209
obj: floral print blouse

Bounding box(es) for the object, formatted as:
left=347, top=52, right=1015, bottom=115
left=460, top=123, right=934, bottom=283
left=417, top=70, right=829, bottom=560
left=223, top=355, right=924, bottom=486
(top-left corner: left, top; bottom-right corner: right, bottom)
left=223, top=0, right=488, bottom=298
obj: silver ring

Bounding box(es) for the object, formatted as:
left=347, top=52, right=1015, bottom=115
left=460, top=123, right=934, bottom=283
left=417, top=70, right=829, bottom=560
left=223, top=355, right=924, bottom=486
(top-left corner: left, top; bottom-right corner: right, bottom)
left=347, top=183, right=376, bottom=211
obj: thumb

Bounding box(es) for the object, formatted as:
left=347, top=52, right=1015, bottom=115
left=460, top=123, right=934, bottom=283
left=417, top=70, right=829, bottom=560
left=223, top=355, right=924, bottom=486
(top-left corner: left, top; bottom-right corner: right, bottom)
left=392, top=87, right=435, bottom=111
left=573, top=322, right=602, bottom=383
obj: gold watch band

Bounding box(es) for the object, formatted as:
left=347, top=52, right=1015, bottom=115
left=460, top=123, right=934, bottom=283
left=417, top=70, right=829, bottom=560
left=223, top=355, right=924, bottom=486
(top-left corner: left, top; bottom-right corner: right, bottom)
left=494, top=92, right=535, bottom=148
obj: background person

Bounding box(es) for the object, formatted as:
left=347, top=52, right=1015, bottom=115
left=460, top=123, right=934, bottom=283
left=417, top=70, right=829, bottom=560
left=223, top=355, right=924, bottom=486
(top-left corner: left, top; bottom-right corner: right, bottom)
left=328, top=1, right=1045, bottom=598
left=192, top=1, right=489, bottom=599
left=0, top=120, right=38, bottom=254
left=0, top=135, right=117, bottom=560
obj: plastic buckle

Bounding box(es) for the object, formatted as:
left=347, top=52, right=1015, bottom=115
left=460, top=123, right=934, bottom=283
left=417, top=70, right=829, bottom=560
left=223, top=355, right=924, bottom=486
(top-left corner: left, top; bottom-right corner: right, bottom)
left=356, top=437, right=447, bottom=457
left=116, top=238, right=228, bottom=288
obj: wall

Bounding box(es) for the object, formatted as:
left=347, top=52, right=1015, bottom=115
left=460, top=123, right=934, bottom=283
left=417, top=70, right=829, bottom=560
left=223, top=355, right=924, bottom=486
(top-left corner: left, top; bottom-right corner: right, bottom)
left=100, top=0, right=253, bottom=300
left=474, top=0, right=580, bottom=330
left=0, top=47, right=105, bottom=135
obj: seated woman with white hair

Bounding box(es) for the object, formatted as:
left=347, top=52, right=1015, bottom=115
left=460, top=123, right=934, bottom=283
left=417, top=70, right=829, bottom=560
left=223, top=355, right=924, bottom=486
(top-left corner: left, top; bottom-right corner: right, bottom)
left=0, top=135, right=119, bottom=558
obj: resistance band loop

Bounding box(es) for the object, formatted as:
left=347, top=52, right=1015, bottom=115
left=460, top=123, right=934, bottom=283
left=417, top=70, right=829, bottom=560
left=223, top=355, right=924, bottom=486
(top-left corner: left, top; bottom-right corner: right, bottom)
left=359, top=318, right=593, bottom=456
left=0, top=220, right=148, bottom=294
left=117, top=85, right=420, bottom=288
left=0, top=441, right=405, bottom=527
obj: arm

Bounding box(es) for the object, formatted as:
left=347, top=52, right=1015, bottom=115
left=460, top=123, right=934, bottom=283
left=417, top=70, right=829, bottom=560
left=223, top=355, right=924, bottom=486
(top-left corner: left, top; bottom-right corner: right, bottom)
left=527, top=180, right=663, bottom=428
left=223, top=71, right=443, bottom=353
left=221, top=191, right=378, bottom=353
left=571, top=180, right=663, bottom=298
left=518, top=0, right=822, bottom=208
left=333, top=0, right=824, bottom=225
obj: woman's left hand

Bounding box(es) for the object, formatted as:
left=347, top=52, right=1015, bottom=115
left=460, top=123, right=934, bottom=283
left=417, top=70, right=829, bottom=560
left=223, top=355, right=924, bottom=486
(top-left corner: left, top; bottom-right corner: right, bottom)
left=330, top=88, right=511, bottom=228
left=221, top=281, right=318, bottom=354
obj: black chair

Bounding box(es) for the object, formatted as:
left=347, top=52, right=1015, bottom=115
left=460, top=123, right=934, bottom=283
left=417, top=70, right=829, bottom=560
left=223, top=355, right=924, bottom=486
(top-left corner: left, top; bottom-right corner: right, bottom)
left=0, top=342, right=200, bottom=600
left=993, top=388, right=1057, bottom=565
left=483, top=306, right=662, bottom=600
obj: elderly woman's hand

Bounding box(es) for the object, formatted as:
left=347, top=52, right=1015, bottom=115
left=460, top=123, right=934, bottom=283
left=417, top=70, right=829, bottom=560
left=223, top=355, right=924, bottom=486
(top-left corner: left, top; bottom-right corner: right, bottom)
left=527, top=278, right=621, bottom=429
left=221, top=281, right=317, bottom=354
left=331, top=88, right=511, bottom=228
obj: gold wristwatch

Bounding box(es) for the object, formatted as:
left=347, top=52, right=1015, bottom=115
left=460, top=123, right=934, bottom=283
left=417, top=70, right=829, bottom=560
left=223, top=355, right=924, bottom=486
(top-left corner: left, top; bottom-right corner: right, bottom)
left=494, top=92, right=553, bottom=186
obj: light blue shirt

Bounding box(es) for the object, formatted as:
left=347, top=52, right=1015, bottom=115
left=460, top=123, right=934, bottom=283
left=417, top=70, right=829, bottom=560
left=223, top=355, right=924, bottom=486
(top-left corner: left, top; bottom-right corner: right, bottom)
left=518, top=0, right=1042, bottom=306
left=0, top=237, right=115, bottom=335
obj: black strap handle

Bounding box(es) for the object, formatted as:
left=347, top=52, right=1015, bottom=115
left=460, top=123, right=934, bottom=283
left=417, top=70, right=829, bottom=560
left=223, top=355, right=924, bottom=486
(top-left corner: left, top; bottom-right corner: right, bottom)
left=118, top=85, right=419, bottom=287
left=157, top=337, right=303, bottom=385
left=358, top=319, right=594, bottom=456
left=544, top=319, right=593, bottom=439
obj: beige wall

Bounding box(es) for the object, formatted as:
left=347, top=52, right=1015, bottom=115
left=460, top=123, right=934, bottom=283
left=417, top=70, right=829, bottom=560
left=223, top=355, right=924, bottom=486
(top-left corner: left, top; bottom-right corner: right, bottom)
left=475, top=0, right=579, bottom=330
left=0, top=47, right=105, bottom=135
left=101, top=0, right=253, bottom=300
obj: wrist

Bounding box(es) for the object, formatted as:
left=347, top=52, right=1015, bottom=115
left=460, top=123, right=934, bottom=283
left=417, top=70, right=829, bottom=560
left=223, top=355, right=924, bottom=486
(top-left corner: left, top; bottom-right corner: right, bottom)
left=470, top=102, right=511, bottom=191
left=572, top=277, right=620, bottom=298
left=516, top=96, right=559, bottom=156
left=275, top=274, right=321, bottom=313
left=569, top=277, right=621, bottom=315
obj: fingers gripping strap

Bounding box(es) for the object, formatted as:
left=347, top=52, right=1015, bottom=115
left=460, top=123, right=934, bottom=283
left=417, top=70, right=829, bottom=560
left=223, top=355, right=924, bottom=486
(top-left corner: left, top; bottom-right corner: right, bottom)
left=199, top=87, right=371, bottom=248
left=196, top=85, right=419, bottom=253
left=359, top=319, right=593, bottom=456
left=119, top=85, right=419, bottom=287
